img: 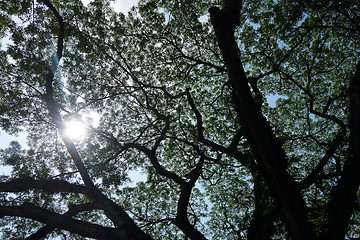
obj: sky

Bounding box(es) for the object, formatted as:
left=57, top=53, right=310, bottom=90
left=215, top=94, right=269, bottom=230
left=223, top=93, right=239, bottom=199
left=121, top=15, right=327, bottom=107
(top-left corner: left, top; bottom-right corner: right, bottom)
left=82, top=0, right=139, bottom=13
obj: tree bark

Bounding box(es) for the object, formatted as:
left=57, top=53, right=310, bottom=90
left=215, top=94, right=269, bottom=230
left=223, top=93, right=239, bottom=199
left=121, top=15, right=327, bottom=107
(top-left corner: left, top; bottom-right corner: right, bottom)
left=25, top=203, right=100, bottom=240
left=319, top=61, right=360, bottom=240
left=209, top=3, right=315, bottom=239
left=247, top=174, right=275, bottom=240
left=0, top=203, right=121, bottom=240
left=0, top=177, right=87, bottom=194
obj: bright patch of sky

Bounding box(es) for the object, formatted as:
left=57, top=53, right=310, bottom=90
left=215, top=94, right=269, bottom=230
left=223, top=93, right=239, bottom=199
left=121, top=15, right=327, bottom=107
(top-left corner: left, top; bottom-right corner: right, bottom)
left=81, top=0, right=139, bottom=13
left=0, top=34, right=11, bottom=51
left=0, top=132, right=28, bottom=174
left=266, top=94, right=288, bottom=108
left=62, top=110, right=101, bottom=140
left=64, top=119, right=89, bottom=141
left=0, top=132, right=27, bottom=149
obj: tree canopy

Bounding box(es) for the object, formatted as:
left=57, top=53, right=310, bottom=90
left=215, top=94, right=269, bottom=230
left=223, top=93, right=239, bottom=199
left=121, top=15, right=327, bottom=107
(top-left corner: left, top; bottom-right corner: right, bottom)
left=0, top=0, right=359, bottom=239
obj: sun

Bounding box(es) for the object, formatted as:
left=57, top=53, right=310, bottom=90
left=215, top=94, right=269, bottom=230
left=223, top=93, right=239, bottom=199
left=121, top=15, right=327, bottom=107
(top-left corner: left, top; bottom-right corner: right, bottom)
left=64, top=120, right=88, bottom=141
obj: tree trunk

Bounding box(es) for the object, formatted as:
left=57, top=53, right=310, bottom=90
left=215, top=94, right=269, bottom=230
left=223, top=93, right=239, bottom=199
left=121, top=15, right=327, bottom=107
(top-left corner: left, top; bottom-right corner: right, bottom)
left=209, top=4, right=315, bottom=239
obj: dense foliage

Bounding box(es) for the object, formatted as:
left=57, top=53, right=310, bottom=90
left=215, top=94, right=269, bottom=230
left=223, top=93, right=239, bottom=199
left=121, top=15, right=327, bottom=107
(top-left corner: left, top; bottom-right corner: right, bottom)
left=0, top=0, right=359, bottom=239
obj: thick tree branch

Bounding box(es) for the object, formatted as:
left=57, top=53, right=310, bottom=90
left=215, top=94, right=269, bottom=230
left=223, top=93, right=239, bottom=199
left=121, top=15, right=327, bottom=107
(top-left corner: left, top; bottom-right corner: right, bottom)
left=174, top=187, right=208, bottom=240
left=248, top=174, right=276, bottom=240
left=0, top=202, right=122, bottom=240
left=320, top=61, right=360, bottom=240
left=41, top=0, right=64, bottom=61
left=174, top=156, right=208, bottom=240
left=25, top=203, right=100, bottom=240
left=0, top=177, right=86, bottom=194
left=209, top=2, right=315, bottom=239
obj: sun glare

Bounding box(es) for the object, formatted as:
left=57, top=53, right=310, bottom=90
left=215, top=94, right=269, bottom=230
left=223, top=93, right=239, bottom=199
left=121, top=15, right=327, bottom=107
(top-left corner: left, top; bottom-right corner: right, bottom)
left=64, top=120, right=88, bottom=141
left=63, top=111, right=100, bottom=141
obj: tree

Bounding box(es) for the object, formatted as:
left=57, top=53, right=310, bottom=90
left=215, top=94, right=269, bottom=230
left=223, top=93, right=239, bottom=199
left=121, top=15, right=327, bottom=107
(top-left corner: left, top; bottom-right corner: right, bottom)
left=0, top=0, right=359, bottom=239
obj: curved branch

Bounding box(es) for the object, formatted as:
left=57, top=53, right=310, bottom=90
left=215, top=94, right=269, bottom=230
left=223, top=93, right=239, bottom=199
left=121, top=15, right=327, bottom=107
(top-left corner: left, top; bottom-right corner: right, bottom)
left=174, top=155, right=207, bottom=240
left=185, top=88, right=253, bottom=169
left=122, top=142, right=186, bottom=187
left=174, top=187, right=208, bottom=240
left=0, top=202, right=121, bottom=240
left=25, top=202, right=100, bottom=240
